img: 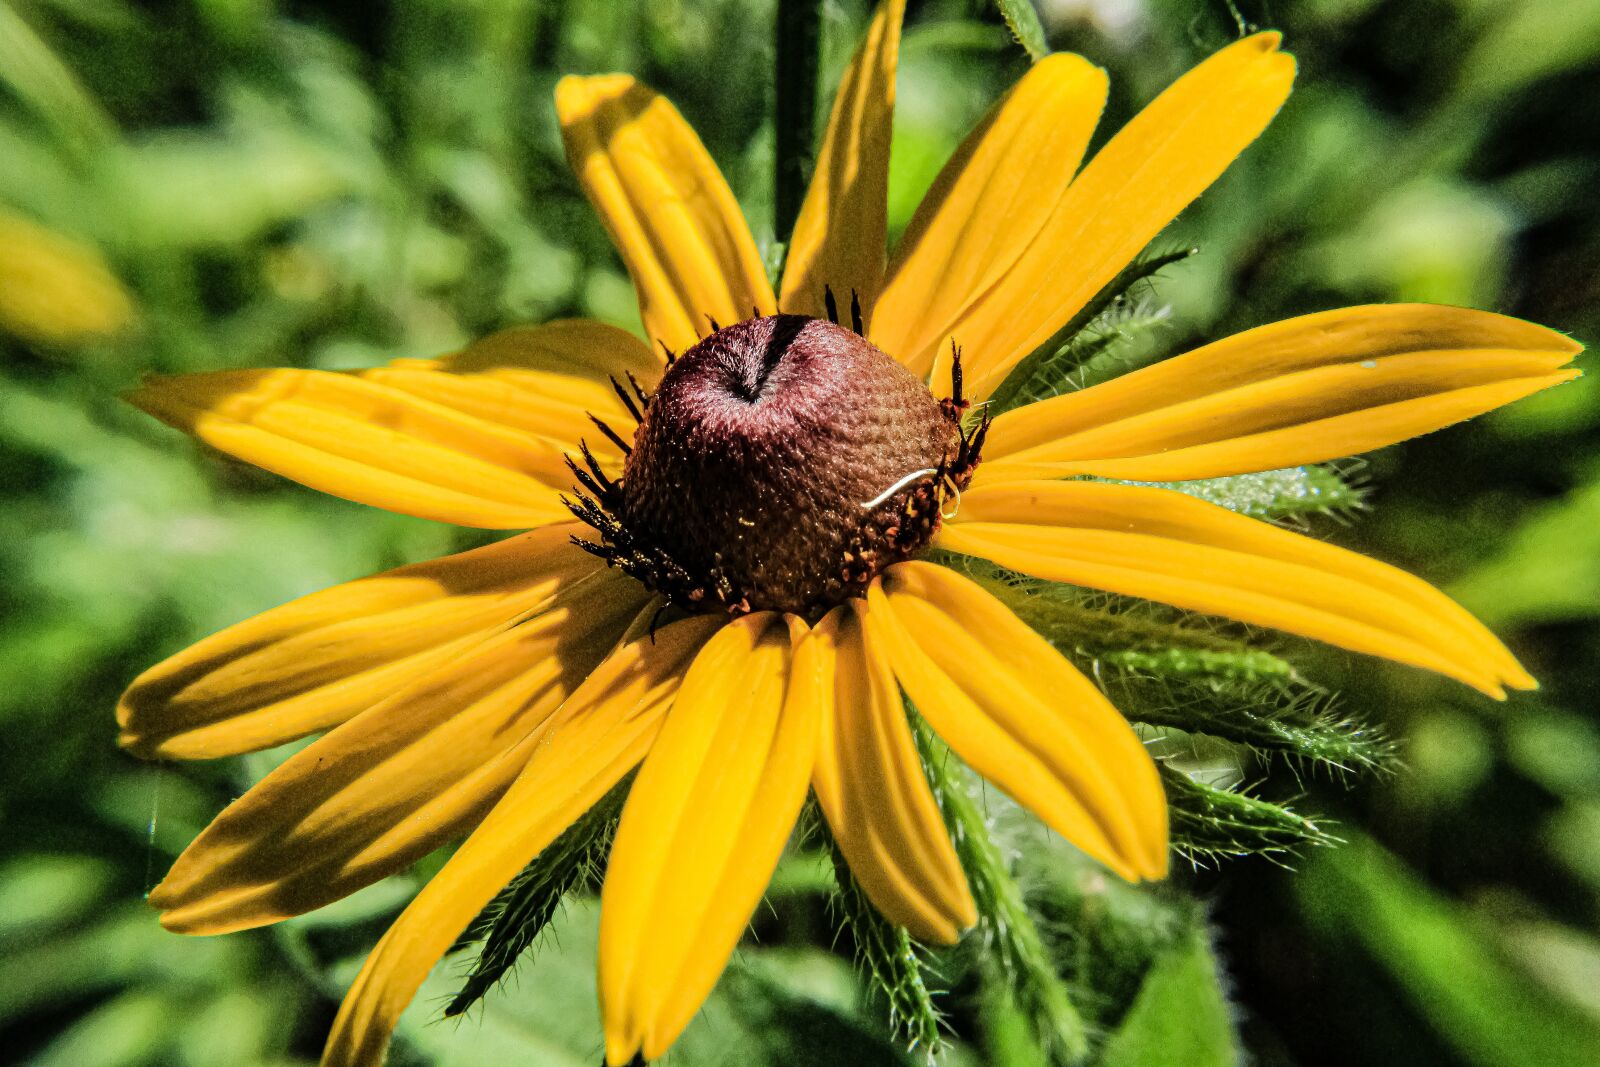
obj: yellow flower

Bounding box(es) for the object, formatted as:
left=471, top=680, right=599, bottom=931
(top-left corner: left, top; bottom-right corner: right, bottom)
left=119, top=8, right=1579, bottom=1066
left=0, top=209, right=134, bottom=345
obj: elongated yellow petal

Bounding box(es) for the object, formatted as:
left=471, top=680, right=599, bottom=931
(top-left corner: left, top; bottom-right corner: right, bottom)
left=320, top=612, right=722, bottom=1067
left=812, top=603, right=975, bottom=943
left=941, top=481, right=1534, bottom=697
left=558, top=75, right=776, bottom=354
left=979, top=305, right=1583, bottom=484
left=779, top=0, right=904, bottom=327
left=125, top=326, right=638, bottom=527
left=362, top=319, right=661, bottom=461
left=949, top=33, right=1295, bottom=397
left=119, top=525, right=600, bottom=759
left=600, top=613, right=817, bottom=1063
left=862, top=564, right=1165, bottom=879
left=871, top=54, right=1108, bottom=377
left=149, top=566, right=648, bottom=935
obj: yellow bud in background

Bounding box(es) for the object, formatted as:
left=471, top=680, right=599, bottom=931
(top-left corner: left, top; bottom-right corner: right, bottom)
left=0, top=210, right=134, bottom=345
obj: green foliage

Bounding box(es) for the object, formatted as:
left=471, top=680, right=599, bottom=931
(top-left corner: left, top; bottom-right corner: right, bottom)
left=1097, top=928, right=1239, bottom=1067
left=1298, top=835, right=1600, bottom=1067
left=398, top=896, right=914, bottom=1067
left=446, top=775, right=629, bottom=1018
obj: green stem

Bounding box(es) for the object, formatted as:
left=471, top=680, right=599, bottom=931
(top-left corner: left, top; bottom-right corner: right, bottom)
left=773, top=0, right=822, bottom=247
left=917, top=720, right=1092, bottom=1065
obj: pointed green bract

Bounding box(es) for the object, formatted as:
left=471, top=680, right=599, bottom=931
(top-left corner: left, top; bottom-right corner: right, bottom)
left=816, top=809, right=945, bottom=1057
left=1129, top=464, right=1367, bottom=522
left=1163, top=767, right=1339, bottom=863
left=985, top=248, right=1196, bottom=414
left=1119, top=676, right=1393, bottom=776
left=446, top=776, right=629, bottom=1018
left=994, top=0, right=1050, bottom=61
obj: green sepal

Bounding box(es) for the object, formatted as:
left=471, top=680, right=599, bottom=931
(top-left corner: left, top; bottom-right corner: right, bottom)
left=1163, top=765, right=1339, bottom=864
left=994, top=0, right=1050, bottom=61
left=445, top=774, right=630, bottom=1018
left=1117, top=674, right=1394, bottom=777
left=1129, top=463, right=1368, bottom=522
left=985, top=247, right=1196, bottom=416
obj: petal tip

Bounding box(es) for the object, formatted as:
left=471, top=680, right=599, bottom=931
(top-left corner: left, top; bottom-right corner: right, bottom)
left=555, top=72, right=638, bottom=118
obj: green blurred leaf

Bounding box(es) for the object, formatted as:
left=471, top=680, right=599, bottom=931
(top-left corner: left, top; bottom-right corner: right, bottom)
left=0, top=854, right=115, bottom=946
left=1099, top=929, right=1239, bottom=1067
left=1451, top=478, right=1600, bottom=627
left=1299, top=835, right=1600, bottom=1067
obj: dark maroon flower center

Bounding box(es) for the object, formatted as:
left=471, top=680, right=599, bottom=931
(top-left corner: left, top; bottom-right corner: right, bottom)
left=570, top=315, right=983, bottom=618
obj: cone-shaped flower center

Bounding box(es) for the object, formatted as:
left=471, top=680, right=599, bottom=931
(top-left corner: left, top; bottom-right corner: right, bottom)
left=615, top=315, right=968, bottom=617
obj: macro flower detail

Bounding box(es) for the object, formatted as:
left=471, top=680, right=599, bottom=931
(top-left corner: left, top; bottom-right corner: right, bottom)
left=117, top=5, right=1582, bottom=1066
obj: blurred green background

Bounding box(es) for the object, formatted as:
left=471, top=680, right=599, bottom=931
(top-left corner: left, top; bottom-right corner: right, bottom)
left=3, top=0, right=1599, bottom=1064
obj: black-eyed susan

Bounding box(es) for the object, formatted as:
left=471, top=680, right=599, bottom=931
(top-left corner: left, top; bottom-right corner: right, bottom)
left=119, top=5, right=1580, bottom=1064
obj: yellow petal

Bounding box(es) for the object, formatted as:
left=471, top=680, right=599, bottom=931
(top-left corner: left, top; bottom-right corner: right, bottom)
left=863, top=563, right=1167, bottom=880
left=779, top=0, right=905, bottom=327
left=811, top=603, right=976, bottom=943
left=557, top=75, right=776, bottom=354
left=119, top=525, right=601, bottom=759
left=871, top=53, right=1108, bottom=377
left=149, top=565, right=648, bottom=935
left=0, top=210, right=134, bottom=344
left=134, top=316, right=655, bottom=526
left=320, top=612, right=723, bottom=1067
left=600, top=613, right=817, bottom=1063
left=979, top=305, right=1583, bottom=484
left=941, top=480, right=1533, bottom=697
left=362, top=319, right=661, bottom=464
left=949, top=33, right=1296, bottom=398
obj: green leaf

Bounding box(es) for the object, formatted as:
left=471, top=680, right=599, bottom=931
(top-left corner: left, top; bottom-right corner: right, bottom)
left=994, top=0, right=1049, bottom=61
left=1299, top=835, right=1600, bottom=1067
left=1098, top=929, right=1240, bottom=1067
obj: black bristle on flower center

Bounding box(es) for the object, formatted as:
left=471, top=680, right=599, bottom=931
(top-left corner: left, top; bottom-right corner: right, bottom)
left=565, top=313, right=986, bottom=619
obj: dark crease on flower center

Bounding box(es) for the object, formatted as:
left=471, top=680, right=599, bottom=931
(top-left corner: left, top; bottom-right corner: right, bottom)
left=565, top=313, right=987, bottom=619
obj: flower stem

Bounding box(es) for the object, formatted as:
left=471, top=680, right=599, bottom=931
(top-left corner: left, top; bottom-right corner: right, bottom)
left=917, top=718, right=1092, bottom=1065
left=774, top=0, right=821, bottom=245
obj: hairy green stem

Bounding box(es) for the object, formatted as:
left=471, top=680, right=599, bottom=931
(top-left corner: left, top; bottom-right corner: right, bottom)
left=917, top=720, right=1091, bottom=1065
left=820, top=821, right=945, bottom=1056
